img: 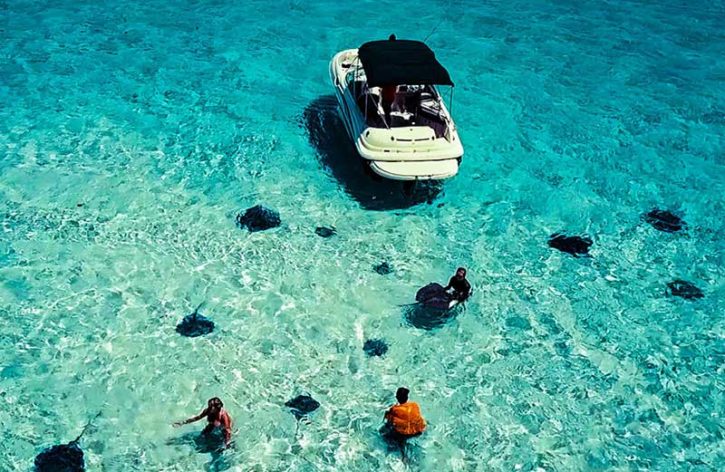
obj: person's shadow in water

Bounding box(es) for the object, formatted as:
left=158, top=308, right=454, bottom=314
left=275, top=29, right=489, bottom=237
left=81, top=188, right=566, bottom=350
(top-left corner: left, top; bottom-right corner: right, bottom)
left=301, top=95, right=444, bottom=211
left=377, top=425, right=424, bottom=465
left=166, top=430, right=234, bottom=472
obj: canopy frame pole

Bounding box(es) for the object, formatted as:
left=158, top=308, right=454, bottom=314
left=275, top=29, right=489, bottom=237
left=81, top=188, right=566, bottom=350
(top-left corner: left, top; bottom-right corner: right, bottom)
left=381, top=86, right=390, bottom=129
left=353, top=57, right=358, bottom=98
left=449, top=87, right=454, bottom=116
left=364, top=83, right=368, bottom=125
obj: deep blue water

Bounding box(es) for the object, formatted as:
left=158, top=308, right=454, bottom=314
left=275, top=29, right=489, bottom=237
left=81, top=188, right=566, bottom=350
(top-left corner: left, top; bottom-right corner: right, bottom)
left=1, top=0, right=723, bottom=470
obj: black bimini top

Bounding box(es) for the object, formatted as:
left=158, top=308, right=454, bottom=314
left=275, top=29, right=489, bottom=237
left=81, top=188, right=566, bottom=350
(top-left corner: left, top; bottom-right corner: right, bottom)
left=357, top=39, right=454, bottom=88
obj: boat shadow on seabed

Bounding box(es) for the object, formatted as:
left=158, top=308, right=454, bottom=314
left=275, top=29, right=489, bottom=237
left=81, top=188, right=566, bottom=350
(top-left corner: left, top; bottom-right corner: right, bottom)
left=301, top=95, right=443, bottom=211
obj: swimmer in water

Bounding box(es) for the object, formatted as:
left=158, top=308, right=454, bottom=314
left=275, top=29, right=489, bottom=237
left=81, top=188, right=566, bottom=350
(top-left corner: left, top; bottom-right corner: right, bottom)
left=443, top=267, right=471, bottom=302
left=173, top=397, right=232, bottom=448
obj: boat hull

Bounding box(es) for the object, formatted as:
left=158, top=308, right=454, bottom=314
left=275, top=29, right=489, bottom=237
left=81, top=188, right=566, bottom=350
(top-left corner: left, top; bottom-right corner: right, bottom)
left=329, top=49, right=463, bottom=181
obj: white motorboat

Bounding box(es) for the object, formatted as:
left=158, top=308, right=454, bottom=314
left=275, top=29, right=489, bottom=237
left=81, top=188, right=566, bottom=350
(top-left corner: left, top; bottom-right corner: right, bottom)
left=329, top=37, right=463, bottom=181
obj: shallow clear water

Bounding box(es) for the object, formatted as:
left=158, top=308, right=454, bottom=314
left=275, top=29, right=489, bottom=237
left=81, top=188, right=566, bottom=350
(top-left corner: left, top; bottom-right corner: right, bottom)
left=1, top=0, right=723, bottom=470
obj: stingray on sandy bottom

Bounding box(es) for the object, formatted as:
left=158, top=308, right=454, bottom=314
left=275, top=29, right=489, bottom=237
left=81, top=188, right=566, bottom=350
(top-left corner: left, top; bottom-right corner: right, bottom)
left=374, top=262, right=393, bottom=275
left=34, top=412, right=101, bottom=472
left=176, top=303, right=215, bottom=337
left=548, top=233, right=593, bottom=257
left=284, top=395, right=320, bottom=420
left=315, top=226, right=336, bottom=238
left=236, top=205, right=281, bottom=232
left=643, top=209, right=686, bottom=233
left=363, top=339, right=389, bottom=357
left=667, top=280, right=704, bottom=299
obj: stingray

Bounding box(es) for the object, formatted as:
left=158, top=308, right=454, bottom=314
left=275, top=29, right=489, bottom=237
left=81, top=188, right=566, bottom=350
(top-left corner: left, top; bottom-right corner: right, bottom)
left=285, top=395, right=320, bottom=420
left=363, top=339, right=389, bottom=357
left=315, top=226, right=336, bottom=238
left=403, top=303, right=458, bottom=330
left=548, top=233, right=592, bottom=257
left=374, top=262, right=392, bottom=275
left=415, top=283, right=455, bottom=309
left=399, top=283, right=461, bottom=330
left=176, top=303, right=215, bottom=337
left=34, top=412, right=101, bottom=472
left=667, top=280, right=704, bottom=299
left=236, top=205, right=281, bottom=232
left=643, top=209, right=685, bottom=233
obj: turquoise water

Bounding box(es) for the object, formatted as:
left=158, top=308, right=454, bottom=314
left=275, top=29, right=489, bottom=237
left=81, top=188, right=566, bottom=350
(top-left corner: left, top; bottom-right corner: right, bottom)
left=1, top=0, right=723, bottom=470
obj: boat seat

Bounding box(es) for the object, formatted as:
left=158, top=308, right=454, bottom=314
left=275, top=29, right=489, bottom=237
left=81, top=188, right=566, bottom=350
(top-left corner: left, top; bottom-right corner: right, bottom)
left=356, top=92, right=384, bottom=126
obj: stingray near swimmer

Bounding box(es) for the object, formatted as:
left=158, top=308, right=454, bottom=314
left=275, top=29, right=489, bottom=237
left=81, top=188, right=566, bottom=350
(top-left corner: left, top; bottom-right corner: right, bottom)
left=404, top=303, right=459, bottom=330
left=415, top=283, right=455, bottom=310
left=34, top=412, right=101, bottom=472
left=176, top=303, right=215, bottom=337
left=285, top=395, right=320, bottom=420
left=402, top=283, right=460, bottom=330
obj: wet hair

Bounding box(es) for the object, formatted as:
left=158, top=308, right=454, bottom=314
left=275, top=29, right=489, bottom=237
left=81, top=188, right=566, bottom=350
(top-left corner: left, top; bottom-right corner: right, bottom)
left=457, top=267, right=467, bottom=276
left=396, top=387, right=410, bottom=403
left=208, top=397, right=223, bottom=408
left=389, top=34, right=397, bottom=41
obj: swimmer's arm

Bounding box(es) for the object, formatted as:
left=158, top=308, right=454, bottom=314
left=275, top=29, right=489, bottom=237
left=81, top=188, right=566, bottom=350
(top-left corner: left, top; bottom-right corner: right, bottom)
left=173, top=408, right=208, bottom=427
left=221, top=413, right=232, bottom=446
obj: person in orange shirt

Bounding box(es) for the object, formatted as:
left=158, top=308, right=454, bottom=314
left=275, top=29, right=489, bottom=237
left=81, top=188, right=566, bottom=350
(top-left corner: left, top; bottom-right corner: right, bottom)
left=382, top=387, right=426, bottom=443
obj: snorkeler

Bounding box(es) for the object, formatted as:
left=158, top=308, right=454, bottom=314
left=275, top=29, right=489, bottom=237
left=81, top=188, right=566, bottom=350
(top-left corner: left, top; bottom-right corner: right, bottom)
left=443, top=267, right=471, bottom=302
left=173, top=397, right=232, bottom=448
left=382, top=387, right=427, bottom=442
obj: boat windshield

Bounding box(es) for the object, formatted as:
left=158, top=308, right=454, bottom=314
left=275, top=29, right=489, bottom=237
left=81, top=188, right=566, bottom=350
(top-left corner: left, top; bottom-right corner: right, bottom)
left=354, top=82, right=453, bottom=137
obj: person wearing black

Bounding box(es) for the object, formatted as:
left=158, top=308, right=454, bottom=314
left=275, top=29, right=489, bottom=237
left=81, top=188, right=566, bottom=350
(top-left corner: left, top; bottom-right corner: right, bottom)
left=443, top=267, right=471, bottom=302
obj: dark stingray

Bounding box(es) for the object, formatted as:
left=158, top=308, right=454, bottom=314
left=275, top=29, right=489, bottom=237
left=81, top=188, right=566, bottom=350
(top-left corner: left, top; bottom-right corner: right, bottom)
left=176, top=303, right=215, bottom=337
left=667, top=280, right=704, bottom=299
left=643, top=209, right=685, bottom=233
left=285, top=395, right=320, bottom=420
left=34, top=412, right=101, bottom=472
left=374, top=262, right=392, bottom=275
left=548, top=233, right=592, bottom=257
left=236, top=205, right=281, bottom=232
left=363, top=339, right=389, bottom=357
left=403, top=303, right=458, bottom=330
left=35, top=442, right=84, bottom=472
left=315, top=226, right=336, bottom=238
left=401, top=283, right=460, bottom=330
left=415, top=283, right=454, bottom=310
